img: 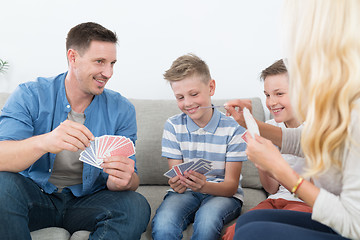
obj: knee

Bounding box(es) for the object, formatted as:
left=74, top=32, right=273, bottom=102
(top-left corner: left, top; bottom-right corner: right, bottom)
left=0, top=171, right=20, bottom=187
left=234, top=222, right=268, bottom=239
left=101, top=191, right=151, bottom=238
left=152, top=211, right=183, bottom=239
left=0, top=172, right=26, bottom=211
left=0, top=172, right=23, bottom=198
left=152, top=208, right=173, bottom=229
left=235, top=210, right=264, bottom=226
left=152, top=205, right=187, bottom=233
left=193, top=214, right=222, bottom=236
left=122, top=191, right=151, bottom=226
left=132, top=192, right=151, bottom=219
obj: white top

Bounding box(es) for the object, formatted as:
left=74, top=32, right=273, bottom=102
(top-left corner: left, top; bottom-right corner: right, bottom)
left=281, top=103, right=360, bottom=239
left=266, top=119, right=305, bottom=202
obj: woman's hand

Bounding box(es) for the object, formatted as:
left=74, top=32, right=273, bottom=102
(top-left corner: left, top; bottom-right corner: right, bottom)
left=224, top=99, right=252, bottom=128
left=246, top=134, right=290, bottom=180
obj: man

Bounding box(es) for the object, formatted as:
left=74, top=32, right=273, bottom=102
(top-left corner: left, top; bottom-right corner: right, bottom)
left=0, top=22, right=150, bottom=239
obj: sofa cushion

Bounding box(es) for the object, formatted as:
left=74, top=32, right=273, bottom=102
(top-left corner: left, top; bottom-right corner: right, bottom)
left=0, top=92, right=10, bottom=109
left=30, top=227, right=71, bottom=240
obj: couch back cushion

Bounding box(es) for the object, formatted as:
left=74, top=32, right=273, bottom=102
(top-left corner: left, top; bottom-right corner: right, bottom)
left=130, top=98, right=264, bottom=189
left=0, top=92, right=264, bottom=190
left=0, top=92, right=10, bottom=109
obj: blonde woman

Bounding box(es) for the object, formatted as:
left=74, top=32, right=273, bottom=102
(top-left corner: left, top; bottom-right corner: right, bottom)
left=226, top=0, right=360, bottom=239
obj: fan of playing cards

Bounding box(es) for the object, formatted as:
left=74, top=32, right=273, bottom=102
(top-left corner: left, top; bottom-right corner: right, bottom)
left=164, top=159, right=212, bottom=178
left=79, top=135, right=135, bottom=169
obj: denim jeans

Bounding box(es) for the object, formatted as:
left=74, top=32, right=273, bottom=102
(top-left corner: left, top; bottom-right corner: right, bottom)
left=234, top=209, right=350, bottom=240
left=152, top=191, right=242, bottom=240
left=0, top=172, right=150, bottom=240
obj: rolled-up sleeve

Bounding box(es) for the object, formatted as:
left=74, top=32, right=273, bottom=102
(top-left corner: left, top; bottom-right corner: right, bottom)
left=280, top=127, right=304, bottom=157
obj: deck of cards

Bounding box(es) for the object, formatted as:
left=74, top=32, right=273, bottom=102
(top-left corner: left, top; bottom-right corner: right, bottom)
left=164, top=159, right=212, bottom=178
left=79, top=135, right=135, bottom=169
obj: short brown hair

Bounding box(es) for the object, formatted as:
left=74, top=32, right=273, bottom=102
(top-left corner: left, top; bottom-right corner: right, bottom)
left=260, top=59, right=288, bottom=81
left=66, top=22, right=117, bottom=54
left=164, top=53, right=211, bottom=83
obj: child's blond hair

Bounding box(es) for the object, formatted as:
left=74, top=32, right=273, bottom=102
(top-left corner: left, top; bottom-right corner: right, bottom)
left=164, top=53, right=211, bottom=84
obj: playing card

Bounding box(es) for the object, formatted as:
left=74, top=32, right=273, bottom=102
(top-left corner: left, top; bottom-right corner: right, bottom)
left=163, top=168, right=177, bottom=178
left=83, top=143, right=96, bottom=159
left=106, top=136, right=124, bottom=152
left=163, top=159, right=213, bottom=178
left=79, top=135, right=135, bottom=168
left=108, top=141, right=135, bottom=157
left=110, top=137, right=128, bottom=150
left=177, top=161, right=195, bottom=173
left=243, top=107, right=260, bottom=138
left=188, top=159, right=211, bottom=171
left=241, top=131, right=250, bottom=143
left=173, top=165, right=183, bottom=176
left=194, top=165, right=211, bottom=175
left=80, top=149, right=95, bottom=163
left=80, top=155, right=102, bottom=169
left=99, top=135, right=111, bottom=159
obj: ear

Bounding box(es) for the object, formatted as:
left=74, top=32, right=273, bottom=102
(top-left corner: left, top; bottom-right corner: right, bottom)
left=67, top=49, right=77, bottom=65
left=209, top=79, right=216, bottom=96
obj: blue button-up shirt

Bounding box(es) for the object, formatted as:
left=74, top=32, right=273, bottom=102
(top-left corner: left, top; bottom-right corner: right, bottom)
left=0, top=72, right=137, bottom=197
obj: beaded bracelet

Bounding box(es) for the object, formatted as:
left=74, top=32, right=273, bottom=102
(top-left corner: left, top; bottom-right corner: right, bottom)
left=291, top=177, right=304, bottom=195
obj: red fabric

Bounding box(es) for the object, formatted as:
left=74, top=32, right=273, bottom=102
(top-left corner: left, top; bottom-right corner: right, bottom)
left=221, top=199, right=312, bottom=240
left=250, top=198, right=312, bottom=212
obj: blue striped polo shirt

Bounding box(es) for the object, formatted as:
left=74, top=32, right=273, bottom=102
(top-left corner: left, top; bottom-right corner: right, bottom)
left=162, top=108, right=247, bottom=201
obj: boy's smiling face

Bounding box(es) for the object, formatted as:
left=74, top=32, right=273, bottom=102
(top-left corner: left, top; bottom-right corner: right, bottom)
left=264, top=73, right=299, bottom=128
left=171, top=75, right=215, bottom=128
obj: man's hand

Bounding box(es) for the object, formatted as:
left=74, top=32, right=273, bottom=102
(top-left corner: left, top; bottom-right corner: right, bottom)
left=42, top=120, right=94, bottom=154
left=168, top=175, right=187, bottom=193
left=224, top=99, right=252, bottom=128
left=102, top=155, right=139, bottom=191
left=0, top=120, right=94, bottom=172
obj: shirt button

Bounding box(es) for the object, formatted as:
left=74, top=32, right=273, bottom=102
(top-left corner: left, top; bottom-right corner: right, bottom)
left=66, top=105, right=70, bottom=109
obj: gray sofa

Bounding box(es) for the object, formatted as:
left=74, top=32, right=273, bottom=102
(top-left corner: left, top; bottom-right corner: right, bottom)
left=0, top=92, right=267, bottom=240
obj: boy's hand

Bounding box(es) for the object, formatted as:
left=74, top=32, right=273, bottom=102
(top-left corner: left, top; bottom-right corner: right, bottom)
left=169, top=176, right=187, bottom=193
left=180, top=170, right=207, bottom=193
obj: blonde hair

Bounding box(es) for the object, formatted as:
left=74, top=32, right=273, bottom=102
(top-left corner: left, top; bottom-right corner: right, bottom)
left=164, top=53, right=211, bottom=84
left=284, top=0, right=360, bottom=177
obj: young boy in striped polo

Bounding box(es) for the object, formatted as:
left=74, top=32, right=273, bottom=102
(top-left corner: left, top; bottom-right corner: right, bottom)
left=151, top=53, right=247, bottom=240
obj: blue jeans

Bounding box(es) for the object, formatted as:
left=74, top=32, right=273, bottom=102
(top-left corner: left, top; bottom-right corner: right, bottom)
left=234, top=209, right=350, bottom=240
left=0, top=172, right=150, bottom=240
left=152, top=191, right=242, bottom=240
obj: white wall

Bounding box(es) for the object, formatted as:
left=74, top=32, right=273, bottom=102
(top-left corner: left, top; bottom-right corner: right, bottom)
left=0, top=0, right=284, bottom=109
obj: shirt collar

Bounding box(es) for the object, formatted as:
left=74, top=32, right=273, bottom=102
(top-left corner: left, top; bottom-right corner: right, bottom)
left=186, top=107, right=221, bottom=134
left=61, top=72, right=100, bottom=115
